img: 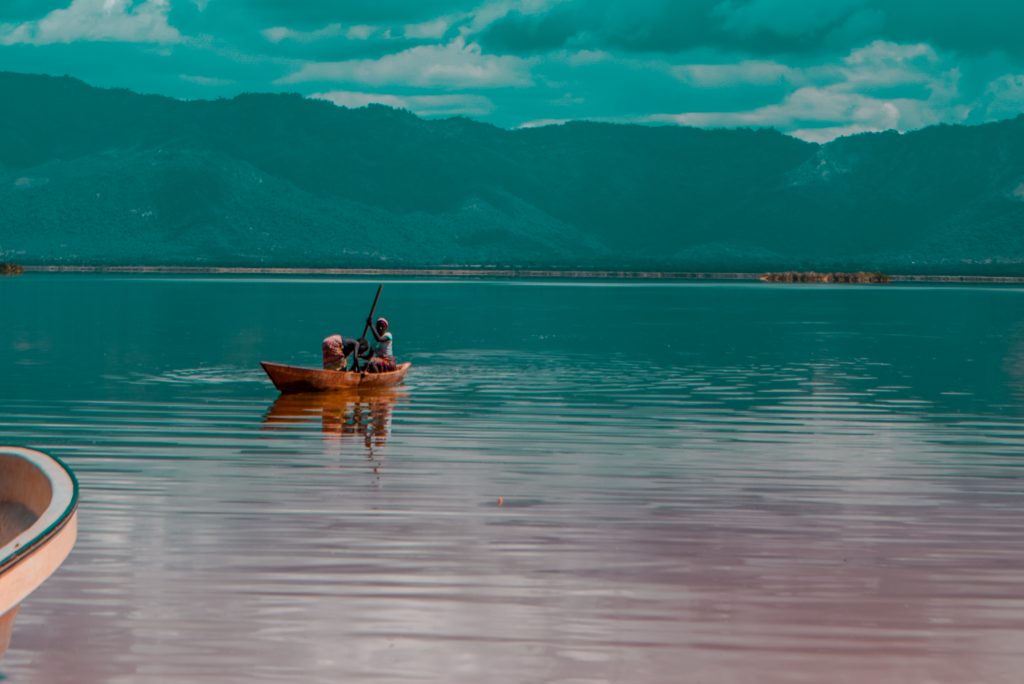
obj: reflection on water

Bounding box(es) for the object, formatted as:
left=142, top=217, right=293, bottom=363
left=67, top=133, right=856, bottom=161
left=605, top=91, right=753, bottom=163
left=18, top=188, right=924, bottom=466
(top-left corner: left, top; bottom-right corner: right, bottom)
left=264, top=390, right=401, bottom=469
left=3, top=276, right=1024, bottom=683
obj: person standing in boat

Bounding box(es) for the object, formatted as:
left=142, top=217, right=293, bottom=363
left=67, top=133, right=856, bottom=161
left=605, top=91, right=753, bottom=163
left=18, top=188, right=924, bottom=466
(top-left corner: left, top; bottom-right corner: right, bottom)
left=364, top=317, right=397, bottom=372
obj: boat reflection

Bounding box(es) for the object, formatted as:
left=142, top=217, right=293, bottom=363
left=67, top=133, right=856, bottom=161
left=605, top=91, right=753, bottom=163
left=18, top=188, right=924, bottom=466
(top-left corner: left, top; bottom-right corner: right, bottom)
left=263, top=389, right=402, bottom=456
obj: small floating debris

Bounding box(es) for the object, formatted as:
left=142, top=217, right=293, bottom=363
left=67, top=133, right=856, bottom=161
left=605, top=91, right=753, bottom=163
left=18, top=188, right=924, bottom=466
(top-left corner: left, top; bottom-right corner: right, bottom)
left=0, top=264, right=24, bottom=277
left=497, top=496, right=504, bottom=507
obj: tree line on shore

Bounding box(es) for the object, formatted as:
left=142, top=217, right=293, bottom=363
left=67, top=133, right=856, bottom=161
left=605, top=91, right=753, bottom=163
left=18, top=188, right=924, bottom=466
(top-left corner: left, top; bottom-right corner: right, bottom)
left=760, top=271, right=890, bottom=284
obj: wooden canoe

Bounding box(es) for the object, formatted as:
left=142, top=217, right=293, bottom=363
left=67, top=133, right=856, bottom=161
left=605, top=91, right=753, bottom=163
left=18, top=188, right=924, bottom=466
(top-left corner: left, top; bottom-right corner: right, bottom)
left=0, top=447, right=78, bottom=658
left=261, top=361, right=412, bottom=393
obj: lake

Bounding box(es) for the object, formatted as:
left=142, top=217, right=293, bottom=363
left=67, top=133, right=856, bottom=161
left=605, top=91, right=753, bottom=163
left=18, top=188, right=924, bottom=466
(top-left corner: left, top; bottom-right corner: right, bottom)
left=2, top=275, right=1024, bottom=683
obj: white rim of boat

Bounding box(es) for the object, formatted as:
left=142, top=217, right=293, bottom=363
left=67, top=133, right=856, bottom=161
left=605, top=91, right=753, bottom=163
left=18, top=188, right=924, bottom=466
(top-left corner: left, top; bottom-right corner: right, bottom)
left=0, top=447, right=79, bottom=574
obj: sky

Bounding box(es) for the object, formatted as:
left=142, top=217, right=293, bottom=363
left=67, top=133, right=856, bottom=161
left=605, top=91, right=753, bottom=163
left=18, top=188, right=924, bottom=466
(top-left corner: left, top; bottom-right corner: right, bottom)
left=1, top=0, right=1024, bottom=142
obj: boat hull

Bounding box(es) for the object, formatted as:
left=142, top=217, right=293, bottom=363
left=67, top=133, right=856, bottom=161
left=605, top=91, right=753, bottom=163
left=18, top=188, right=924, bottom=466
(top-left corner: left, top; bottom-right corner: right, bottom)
left=261, top=361, right=411, bottom=393
left=0, top=447, right=78, bottom=658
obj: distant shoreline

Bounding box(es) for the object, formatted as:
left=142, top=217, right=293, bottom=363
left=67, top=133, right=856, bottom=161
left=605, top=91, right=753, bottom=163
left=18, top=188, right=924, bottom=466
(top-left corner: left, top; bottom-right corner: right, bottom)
left=15, top=265, right=1024, bottom=283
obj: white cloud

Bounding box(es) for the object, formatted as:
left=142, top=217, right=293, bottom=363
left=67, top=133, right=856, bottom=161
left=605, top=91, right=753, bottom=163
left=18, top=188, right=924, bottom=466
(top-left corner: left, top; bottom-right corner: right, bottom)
left=455, top=0, right=561, bottom=40
left=844, top=40, right=936, bottom=66
left=788, top=123, right=890, bottom=144
left=261, top=22, right=398, bottom=44
left=658, top=87, right=894, bottom=126
left=671, top=42, right=945, bottom=91
left=180, top=74, right=233, bottom=87
left=561, top=49, right=613, bottom=66
left=346, top=24, right=381, bottom=41
left=653, top=86, right=935, bottom=141
left=263, top=16, right=454, bottom=46
left=977, top=74, right=1024, bottom=121
left=653, top=40, right=966, bottom=142
left=311, top=90, right=494, bottom=117
left=404, top=17, right=450, bottom=40
left=280, top=38, right=533, bottom=89
left=518, top=118, right=570, bottom=128
left=673, top=60, right=800, bottom=87
left=262, top=23, right=343, bottom=44
left=838, top=40, right=941, bottom=89
left=0, top=0, right=180, bottom=45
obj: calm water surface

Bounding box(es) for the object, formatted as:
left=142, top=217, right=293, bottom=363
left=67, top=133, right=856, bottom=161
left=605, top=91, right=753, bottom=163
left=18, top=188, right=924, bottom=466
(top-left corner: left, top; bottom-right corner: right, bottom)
left=2, top=275, right=1024, bottom=683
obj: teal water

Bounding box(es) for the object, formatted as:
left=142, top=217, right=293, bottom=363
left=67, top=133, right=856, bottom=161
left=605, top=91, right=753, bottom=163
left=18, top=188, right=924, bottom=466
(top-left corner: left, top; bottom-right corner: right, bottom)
left=3, top=275, right=1024, bottom=683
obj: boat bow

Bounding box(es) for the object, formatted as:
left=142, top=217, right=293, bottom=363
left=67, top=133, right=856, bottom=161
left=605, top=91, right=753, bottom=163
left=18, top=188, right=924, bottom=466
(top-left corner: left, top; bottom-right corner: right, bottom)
left=0, top=447, right=79, bottom=657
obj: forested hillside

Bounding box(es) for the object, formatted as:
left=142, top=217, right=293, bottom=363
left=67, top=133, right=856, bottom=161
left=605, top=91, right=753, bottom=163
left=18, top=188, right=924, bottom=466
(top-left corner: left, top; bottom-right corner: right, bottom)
left=2, top=71, right=1024, bottom=273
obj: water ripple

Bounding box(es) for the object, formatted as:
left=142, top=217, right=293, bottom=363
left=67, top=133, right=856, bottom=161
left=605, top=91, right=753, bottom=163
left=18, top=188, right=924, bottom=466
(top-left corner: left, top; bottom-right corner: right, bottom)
left=3, top=278, right=1024, bottom=683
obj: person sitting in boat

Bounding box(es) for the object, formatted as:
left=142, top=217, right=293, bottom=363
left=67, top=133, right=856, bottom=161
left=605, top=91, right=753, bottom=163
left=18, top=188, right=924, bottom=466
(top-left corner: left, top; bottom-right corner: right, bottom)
left=364, top=317, right=397, bottom=373
left=321, top=334, right=366, bottom=371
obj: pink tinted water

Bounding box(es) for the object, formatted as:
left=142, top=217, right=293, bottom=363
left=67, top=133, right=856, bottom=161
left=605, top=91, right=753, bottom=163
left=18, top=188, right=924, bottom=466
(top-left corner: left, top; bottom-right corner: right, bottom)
left=1, top=276, right=1024, bottom=683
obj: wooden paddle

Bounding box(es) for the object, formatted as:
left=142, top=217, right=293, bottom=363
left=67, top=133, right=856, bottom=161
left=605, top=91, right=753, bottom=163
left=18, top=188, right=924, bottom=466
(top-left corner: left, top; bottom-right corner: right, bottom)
left=352, top=284, right=383, bottom=374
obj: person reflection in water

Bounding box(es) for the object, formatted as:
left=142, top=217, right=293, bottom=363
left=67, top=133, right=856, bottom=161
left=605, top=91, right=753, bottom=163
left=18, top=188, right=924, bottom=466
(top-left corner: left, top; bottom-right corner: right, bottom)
left=264, top=391, right=397, bottom=453
left=354, top=399, right=392, bottom=449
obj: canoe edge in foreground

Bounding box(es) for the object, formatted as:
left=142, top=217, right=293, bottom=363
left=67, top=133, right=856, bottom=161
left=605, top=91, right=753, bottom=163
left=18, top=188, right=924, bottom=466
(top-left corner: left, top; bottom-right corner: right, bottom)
left=0, top=447, right=79, bottom=658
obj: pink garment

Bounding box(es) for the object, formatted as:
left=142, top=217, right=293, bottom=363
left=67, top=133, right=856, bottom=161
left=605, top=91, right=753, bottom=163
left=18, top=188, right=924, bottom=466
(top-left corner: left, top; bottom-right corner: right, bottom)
left=322, top=334, right=346, bottom=370
left=364, top=356, right=397, bottom=373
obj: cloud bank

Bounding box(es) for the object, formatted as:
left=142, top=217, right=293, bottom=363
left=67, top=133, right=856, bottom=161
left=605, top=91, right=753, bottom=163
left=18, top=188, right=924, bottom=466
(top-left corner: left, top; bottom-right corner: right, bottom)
left=0, top=0, right=180, bottom=45
left=0, top=0, right=1023, bottom=140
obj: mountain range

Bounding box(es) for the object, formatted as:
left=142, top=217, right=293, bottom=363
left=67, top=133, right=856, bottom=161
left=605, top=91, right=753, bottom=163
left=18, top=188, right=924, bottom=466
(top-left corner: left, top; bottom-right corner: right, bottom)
left=2, top=70, right=1024, bottom=273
